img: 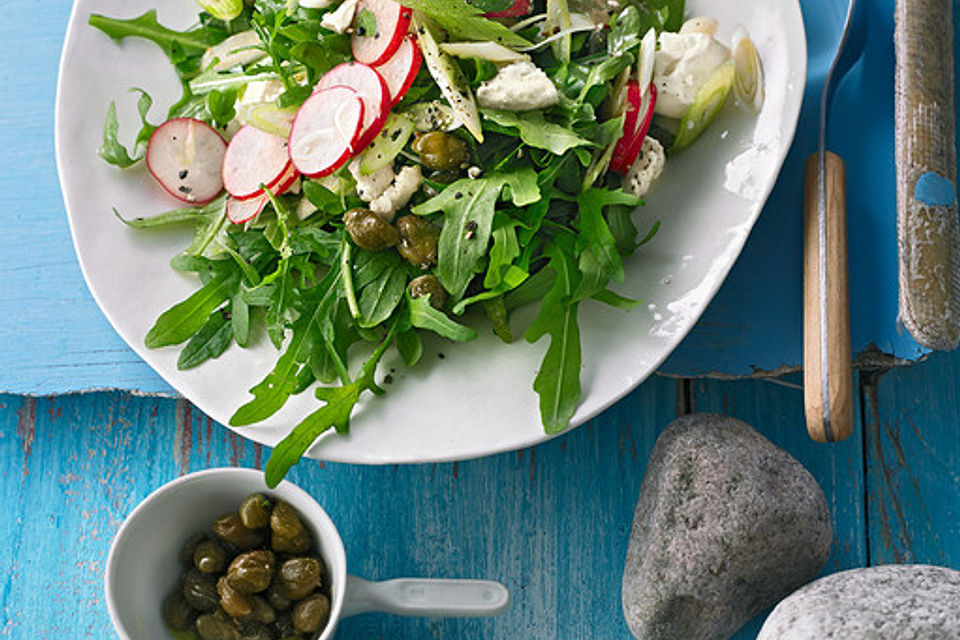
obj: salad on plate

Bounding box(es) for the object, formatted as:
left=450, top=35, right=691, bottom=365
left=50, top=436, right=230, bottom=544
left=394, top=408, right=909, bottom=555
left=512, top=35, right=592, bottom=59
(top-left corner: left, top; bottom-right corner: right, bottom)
left=89, top=0, right=763, bottom=485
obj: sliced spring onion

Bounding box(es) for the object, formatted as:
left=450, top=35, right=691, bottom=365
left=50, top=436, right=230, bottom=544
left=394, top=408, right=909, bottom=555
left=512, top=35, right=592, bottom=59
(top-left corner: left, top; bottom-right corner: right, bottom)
left=672, top=60, right=735, bottom=153
left=637, top=28, right=656, bottom=98
left=236, top=102, right=298, bottom=138
left=359, top=113, right=415, bottom=174
left=440, top=41, right=530, bottom=63
left=195, top=0, right=243, bottom=21
left=545, top=0, right=573, bottom=62
left=732, top=26, right=765, bottom=112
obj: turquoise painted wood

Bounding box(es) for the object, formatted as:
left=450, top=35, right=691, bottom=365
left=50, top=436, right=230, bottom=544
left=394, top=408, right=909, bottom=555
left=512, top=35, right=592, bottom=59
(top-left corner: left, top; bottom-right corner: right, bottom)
left=1, top=364, right=882, bottom=640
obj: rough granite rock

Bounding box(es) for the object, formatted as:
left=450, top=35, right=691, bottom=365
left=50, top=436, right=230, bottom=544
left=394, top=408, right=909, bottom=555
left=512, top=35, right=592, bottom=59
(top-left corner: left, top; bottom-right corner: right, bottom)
left=757, top=564, right=960, bottom=639
left=622, top=413, right=832, bottom=640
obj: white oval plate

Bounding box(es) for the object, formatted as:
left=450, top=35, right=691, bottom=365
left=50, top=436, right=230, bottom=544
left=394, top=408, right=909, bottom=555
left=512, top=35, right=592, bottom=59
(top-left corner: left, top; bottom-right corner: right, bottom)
left=57, top=0, right=805, bottom=463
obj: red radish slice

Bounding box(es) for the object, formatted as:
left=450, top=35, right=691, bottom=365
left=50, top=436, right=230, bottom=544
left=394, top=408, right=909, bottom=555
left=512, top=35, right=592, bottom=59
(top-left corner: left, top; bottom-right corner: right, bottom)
left=351, top=0, right=412, bottom=66
left=611, top=82, right=658, bottom=174
left=316, top=62, right=391, bottom=150
left=485, top=0, right=533, bottom=17
left=289, top=86, right=365, bottom=177
left=374, top=35, right=422, bottom=105
left=225, top=164, right=300, bottom=224
left=222, top=125, right=292, bottom=200
left=145, top=118, right=226, bottom=204
left=226, top=194, right=269, bottom=224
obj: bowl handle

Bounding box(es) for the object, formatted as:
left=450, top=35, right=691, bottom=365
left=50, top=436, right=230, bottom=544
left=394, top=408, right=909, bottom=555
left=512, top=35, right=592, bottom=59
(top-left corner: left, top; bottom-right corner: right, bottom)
left=341, top=575, right=509, bottom=618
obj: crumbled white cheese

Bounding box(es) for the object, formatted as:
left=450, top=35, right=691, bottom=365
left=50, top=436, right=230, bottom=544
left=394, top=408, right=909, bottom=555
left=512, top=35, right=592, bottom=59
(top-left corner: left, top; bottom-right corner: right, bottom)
left=321, top=0, right=359, bottom=34
left=299, top=0, right=338, bottom=7
left=623, top=137, right=666, bottom=198
left=239, top=79, right=286, bottom=107
left=348, top=158, right=395, bottom=202
left=653, top=31, right=730, bottom=119
left=476, top=61, right=559, bottom=112
left=679, top=16, right=719, bottom=37
left=371, top=166, right=423, bottom=218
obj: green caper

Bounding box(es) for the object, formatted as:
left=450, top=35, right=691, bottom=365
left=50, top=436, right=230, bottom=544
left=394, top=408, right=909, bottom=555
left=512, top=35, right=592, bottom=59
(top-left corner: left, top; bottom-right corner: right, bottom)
left=184, top=569, right=220, bottom=613
left=162, top=587, right=198, bottom=631
left=196, top=610, right=240, bottom=640
left=408, top=275, right=447, bottom=310
left=272, top=530, right=311, bottom=554
left=227, top=550, right=276, bottom=594
left=212, top=513, right=264, bottom=550
left=194, top=539, right=228, bottom=574
left=179, top=533, right=209, bottom=566
left=235, top=620, right=272, bottom=640
left=277, top=557, right=322, bottom=600
left=218, top=575, right=254, bottom=618
left=267, top=582, right=293, bottom=611
left=344, top=208, right=401, bottom=252
left=248, top=596, right=277, bottom=625
left=277, top=636, right=304, bottom=640
left=413, top=131, right=469, bottom=171
left=238, top=494, right=272, bottom=530
left=396, top=215, right=440, bottom=269
left=292, top=593, right=331, bottom=634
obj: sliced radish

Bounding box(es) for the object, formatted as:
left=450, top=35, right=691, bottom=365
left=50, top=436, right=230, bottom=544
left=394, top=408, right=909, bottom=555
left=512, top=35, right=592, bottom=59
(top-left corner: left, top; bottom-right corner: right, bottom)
left=316, top=62, right=391, bottom=150
left=145, top=118, right=227, bottom=204
left=611, top=82, right=657, bottom=174
left=222, top=125, right=292, bottom=200
left=226, top=194, right=269, bottom=224
left=374, top=35, right=422, bottom=105
left=351, top=0, right=412, bottom=66
left=225, top=164, right=299, bottom=224
left=485, top=0, right=533, bottom=17
left=289, top=86, right=365, bottom=178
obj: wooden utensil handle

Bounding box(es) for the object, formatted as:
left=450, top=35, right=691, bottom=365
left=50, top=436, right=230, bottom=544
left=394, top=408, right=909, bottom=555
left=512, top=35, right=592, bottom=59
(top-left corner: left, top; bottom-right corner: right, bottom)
left=895, top=0, right=960, bottom=350
left=803, top=151, right=854, bottom=442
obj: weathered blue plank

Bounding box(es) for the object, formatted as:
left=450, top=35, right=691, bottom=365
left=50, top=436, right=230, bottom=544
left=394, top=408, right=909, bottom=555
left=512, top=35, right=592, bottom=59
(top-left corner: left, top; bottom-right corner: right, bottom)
left=862, top=350, right=960, bottom=568
left=0, top=373, right=683, bottom=639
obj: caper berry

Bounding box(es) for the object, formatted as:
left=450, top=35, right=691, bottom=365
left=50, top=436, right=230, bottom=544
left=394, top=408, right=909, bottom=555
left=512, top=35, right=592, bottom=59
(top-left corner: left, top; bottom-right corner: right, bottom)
left=163, top=587, right=198, bottom=631
left=292, top=593, right=331, bottom=634
left=396, top=215, right=440, bottom=269
left=194, top=539, right=228, bottom=574
left=196, top=610, right=240, bottom=640
left=248, top=596, right=277, bottom=625
left=184, top=569, right=220, bottom=613
left=227, top=550, right=276, bottom=594
left=212, top=513, right=264, bottom=550
left=267, top=582, right=293, bottom=611
left=218, top=575, right=255, bottom=618
left=413, top=131, right=469, bottom=171
left=235, top=619, right=272, bottom=640
left=344, top=208, right=401, bottom=251
left=277, top=557, right=322, bottom=600
left=408, top=275, right=447, bottom=310
left=239, top=494, right=273, bottom=530
left=180, top=533, right=209, bottom=566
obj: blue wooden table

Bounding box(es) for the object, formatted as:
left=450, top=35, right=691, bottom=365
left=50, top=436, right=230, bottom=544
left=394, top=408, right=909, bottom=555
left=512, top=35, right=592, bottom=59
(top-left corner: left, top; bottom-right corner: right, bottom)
left=1, top=1, right=960, bottom=639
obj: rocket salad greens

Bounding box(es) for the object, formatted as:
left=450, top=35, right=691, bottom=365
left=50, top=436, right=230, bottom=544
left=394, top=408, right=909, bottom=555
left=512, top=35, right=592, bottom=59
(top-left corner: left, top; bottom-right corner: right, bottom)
left=90, top=0, right=762, bottom=486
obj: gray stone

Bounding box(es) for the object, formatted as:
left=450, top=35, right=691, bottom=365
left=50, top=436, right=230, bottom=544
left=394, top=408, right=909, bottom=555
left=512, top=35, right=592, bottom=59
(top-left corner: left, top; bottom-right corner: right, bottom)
left=622, top=413, right=832, bottom=640
left=757, top=564, right=960, bottom=639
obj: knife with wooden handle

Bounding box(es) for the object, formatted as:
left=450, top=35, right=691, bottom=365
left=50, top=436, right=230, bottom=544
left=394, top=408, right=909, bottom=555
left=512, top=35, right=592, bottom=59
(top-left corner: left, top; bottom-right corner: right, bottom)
left=802, top=0, right=865, bottom=443
left=896, top=0, right=960, bottom=350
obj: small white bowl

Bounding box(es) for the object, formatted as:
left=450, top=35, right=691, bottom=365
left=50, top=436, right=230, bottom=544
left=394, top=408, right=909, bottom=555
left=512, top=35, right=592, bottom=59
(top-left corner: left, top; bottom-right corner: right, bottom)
left=105, top=468, right=508, bottom=640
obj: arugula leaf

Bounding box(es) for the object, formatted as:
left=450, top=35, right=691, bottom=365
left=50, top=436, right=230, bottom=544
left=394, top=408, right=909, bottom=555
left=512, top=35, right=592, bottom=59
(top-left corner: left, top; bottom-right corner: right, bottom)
left=114, top=194, right=227, bottom=230
left=355, top=8, right=378, bottom=36
left=577, top=187, right=639, bottom=283
left=98, top=89, right=157, bottom=168
left=482, top=296, right=513, bottom=343
left=482, top=110, right=595, bottom=156
left=89, top=10, right=212, bottom=60
left=264, top=321, right=400, bottom=488
left=230, top=266, right=343, bottom=426
left=145, top=267, right=240, bottom=348
left=485, top=219, right=521, bottom=288
left=177, top=309, right=234, bottom=369
left=196, top=0, right=244, bottom=21
left=525, top=243, right=582, bottom=434
left=408, top=295, right=477, bottom=341
left=396, top=328, right=424, bottom=367
left=231, top=293, right=251, bottom=347
left=397, top=0, right=531, bottom=47
left=465, top=0, right=513, bottom=12
left=353, top=250, right=408, bottom=328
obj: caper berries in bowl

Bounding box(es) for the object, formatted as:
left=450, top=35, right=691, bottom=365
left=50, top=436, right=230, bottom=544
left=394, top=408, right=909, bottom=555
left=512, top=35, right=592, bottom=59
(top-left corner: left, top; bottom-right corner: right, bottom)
left=163, top=494, right=332, bottom=640
left=106, top=469, right=347, bottom=640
